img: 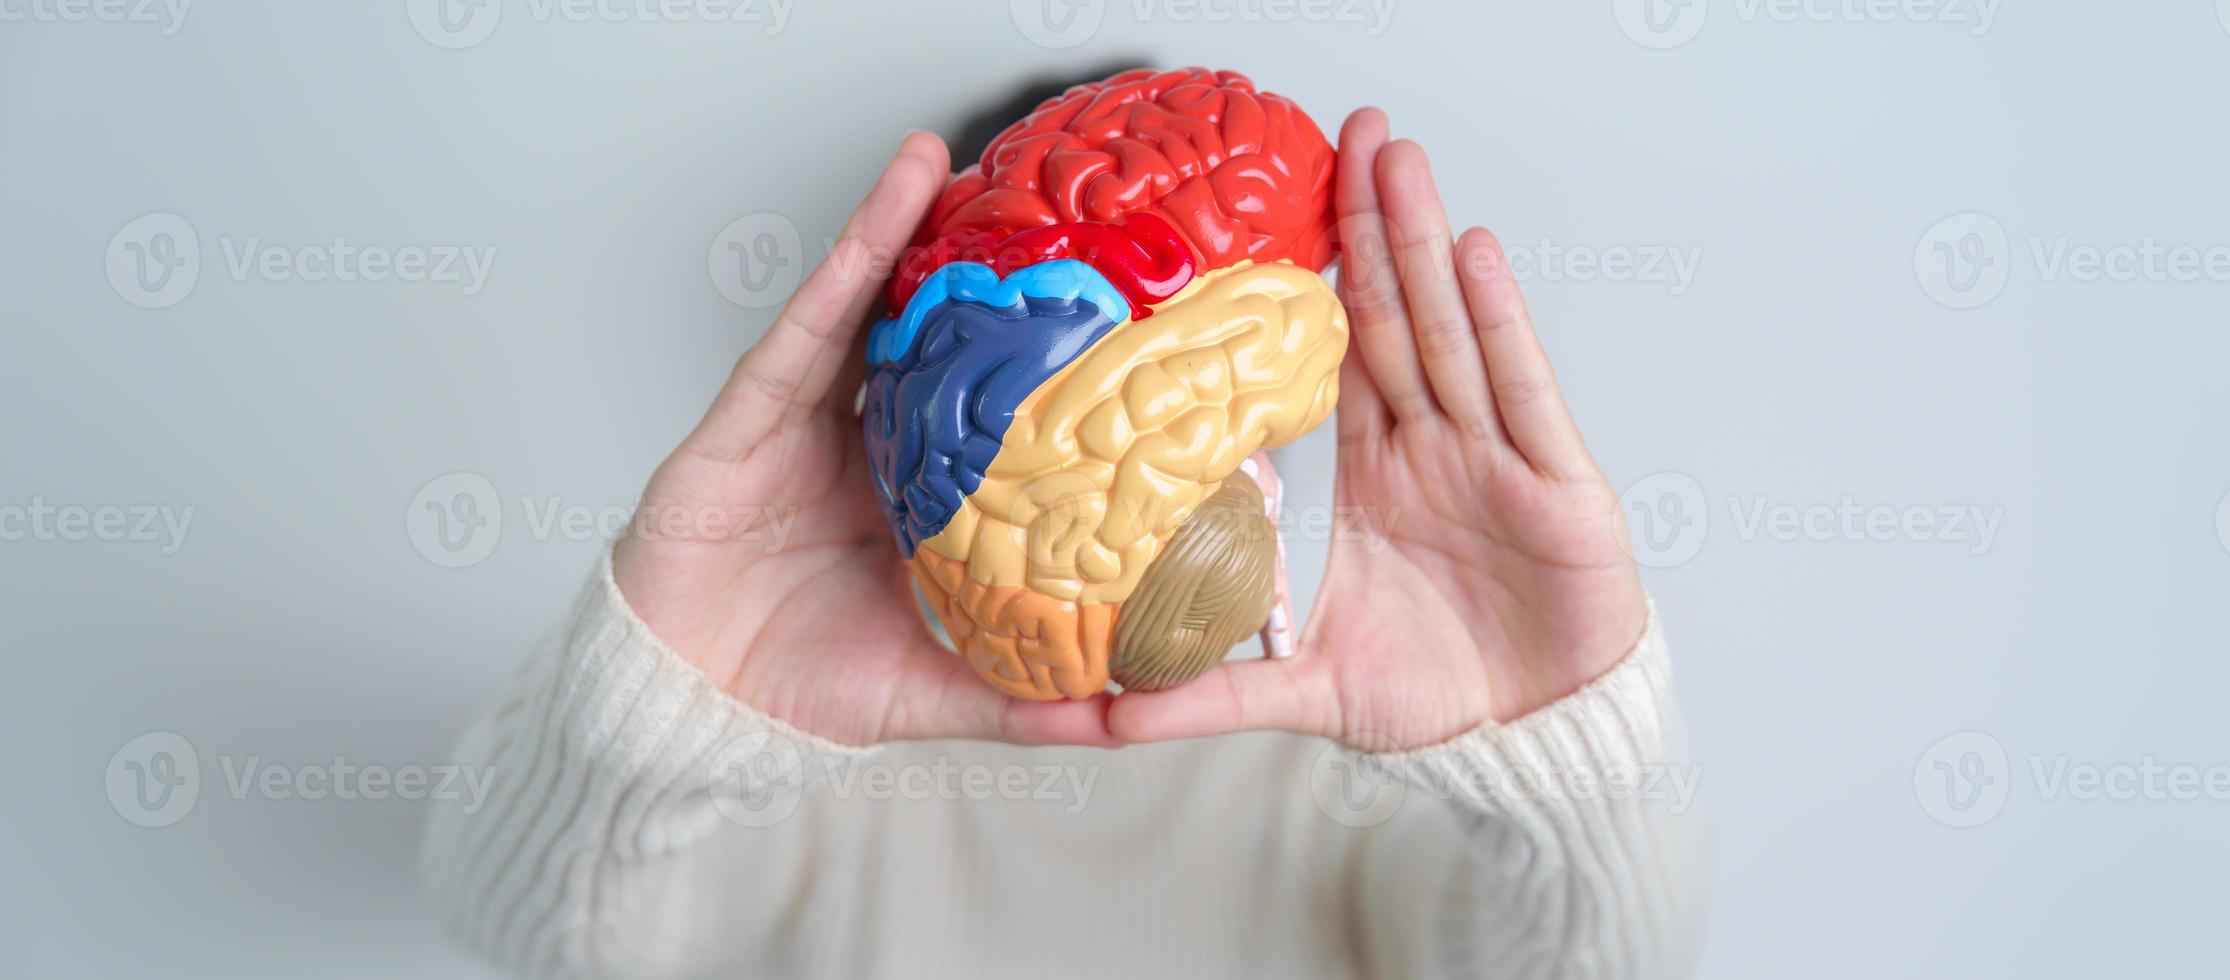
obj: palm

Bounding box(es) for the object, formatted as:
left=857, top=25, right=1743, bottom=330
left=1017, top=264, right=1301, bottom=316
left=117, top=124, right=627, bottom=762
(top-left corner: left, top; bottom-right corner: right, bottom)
left=1107, top=110, right=1647, bottom=750
left=616, top=414, right=957, bottom=746
left=1304, top=407, right=1641, bottom=747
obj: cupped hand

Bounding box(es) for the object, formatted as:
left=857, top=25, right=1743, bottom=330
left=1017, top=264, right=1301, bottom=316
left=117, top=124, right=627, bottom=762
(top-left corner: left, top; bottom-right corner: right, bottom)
left=1108, top=110, right=1650, bottom=750
left=611, top=132, right=1118, bottom=749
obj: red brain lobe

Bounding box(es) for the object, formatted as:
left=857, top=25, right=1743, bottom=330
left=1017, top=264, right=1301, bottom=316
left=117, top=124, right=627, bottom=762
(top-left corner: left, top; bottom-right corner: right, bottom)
left=895, top=68, right=1336, bottom=314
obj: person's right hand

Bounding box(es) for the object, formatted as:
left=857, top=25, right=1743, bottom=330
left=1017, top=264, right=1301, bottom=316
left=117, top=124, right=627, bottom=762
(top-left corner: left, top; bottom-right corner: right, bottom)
left=611, top=132, right=1118, bottom=749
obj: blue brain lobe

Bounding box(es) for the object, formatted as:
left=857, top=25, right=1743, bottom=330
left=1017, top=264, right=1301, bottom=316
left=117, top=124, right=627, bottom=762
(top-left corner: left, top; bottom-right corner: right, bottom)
left=861, top=262, right=1128, bottom=557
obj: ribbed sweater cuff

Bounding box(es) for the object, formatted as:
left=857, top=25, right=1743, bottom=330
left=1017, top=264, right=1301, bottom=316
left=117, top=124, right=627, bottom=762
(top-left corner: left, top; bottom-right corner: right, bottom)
left=546, top=550, right=876, bottom=852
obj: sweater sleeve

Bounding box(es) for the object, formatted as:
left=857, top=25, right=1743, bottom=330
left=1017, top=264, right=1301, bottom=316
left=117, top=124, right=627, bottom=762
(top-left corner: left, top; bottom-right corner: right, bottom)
left=1359, top=603, right=1709, bottom=979
left=418, top=551, right=875, bottom=980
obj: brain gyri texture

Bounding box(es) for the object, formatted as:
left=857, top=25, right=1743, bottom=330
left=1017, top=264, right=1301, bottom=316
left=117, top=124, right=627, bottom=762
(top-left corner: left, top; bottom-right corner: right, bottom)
left=861, top=67, right=1347, bottom=700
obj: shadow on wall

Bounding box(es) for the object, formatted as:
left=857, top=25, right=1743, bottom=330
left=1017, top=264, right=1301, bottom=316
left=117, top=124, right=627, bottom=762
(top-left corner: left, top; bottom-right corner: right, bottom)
left=945, top=59, right=1150, bottom=166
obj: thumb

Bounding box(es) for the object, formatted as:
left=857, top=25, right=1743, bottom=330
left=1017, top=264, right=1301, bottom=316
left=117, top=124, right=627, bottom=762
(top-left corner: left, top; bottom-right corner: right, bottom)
left=1106, top=656, right=1336, bottom=743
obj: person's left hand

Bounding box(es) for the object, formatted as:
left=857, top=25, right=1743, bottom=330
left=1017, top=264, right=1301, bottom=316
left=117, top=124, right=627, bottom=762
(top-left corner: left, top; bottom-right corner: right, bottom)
left=1108, top=110, right=1650, bottom=750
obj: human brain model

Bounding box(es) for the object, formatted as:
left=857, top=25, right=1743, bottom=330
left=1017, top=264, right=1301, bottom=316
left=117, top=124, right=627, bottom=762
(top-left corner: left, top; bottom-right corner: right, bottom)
left=862, top=67, right=1347, bottom=700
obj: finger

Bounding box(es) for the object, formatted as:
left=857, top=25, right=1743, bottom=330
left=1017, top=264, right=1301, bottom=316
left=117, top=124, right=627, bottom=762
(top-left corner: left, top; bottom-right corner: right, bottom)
left=1332, top=109, right=1430, bottom=426
left=996, top=695, right=1125, bottom=747
left=892, top=656, right=1124, bottom=747
left=1332, top=332, right=1386, bottom=447
left=1455, top=227, right=1595, bottom=478
left=1376, top=140, right=1498, bottom=440
left=800, top=133, right=953, bottom=415
left=819, top=169, right=964, bottom=418
left=1107, top=656, right=1334, bottom=743
left=819, top=332, right=871, bottom=419
left=688, top=131, right=949, bottom=458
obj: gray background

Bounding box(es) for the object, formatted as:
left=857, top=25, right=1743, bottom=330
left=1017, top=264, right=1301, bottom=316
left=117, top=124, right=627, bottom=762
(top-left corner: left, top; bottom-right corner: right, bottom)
left=7, top=1, right=2229, bottom=976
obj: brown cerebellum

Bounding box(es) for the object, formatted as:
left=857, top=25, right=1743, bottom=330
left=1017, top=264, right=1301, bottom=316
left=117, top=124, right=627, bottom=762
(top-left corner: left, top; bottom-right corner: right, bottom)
left=1108, top=469, right=1278, bottom=691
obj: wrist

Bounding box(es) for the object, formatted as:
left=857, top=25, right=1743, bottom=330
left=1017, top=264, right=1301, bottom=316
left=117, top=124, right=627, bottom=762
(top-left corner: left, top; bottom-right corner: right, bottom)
left=609, top=536, right=747, bottom=689
left=1489, top=591, right=1653, bottom=725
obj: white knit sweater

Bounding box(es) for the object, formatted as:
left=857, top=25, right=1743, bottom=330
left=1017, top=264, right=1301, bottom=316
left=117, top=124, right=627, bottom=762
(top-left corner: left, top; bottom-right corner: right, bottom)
left=421, top=555, right=1708, bottom=979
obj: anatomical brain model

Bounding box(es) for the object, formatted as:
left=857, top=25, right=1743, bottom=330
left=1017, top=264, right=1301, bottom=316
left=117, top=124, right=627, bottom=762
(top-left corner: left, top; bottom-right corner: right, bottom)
left=862, top=67, right=1347, bottom=700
